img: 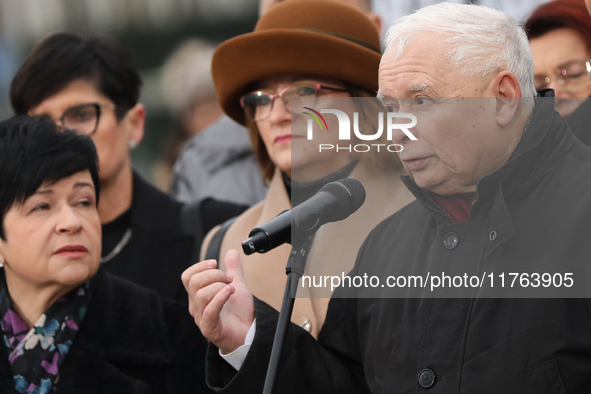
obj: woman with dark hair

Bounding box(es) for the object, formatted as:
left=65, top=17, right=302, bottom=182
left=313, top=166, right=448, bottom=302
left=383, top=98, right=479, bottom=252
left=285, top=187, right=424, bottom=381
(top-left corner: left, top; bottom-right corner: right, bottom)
left=525, top=0, right=591, bottom=117
left=192, top=0, right=414, bottom=341
left=0, top=116, right=209, bottom=393
left=10, top=33, right=246, bottom=304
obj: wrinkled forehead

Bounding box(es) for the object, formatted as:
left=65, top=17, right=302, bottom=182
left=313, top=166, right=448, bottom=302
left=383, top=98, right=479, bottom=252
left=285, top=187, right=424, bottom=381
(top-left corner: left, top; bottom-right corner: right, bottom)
left=378, top=36, right=455, bottom=97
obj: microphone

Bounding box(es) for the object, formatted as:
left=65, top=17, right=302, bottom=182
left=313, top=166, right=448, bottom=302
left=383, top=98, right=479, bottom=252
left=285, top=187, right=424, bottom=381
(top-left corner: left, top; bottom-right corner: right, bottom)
left=242, top=178, right=366, bottom=255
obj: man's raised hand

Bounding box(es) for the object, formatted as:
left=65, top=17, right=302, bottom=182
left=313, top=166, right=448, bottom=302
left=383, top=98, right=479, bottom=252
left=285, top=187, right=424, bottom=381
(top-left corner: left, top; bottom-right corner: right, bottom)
left=182, top=249, right=255, bottom=354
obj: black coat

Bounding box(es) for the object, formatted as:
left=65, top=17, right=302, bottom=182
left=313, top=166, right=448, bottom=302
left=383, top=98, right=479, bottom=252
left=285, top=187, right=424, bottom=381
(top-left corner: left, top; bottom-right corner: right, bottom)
left=0, top=268, right=212, bottom=394
left=103, top=173, right=247, bottom=303
left=564, top=96, right=591, bottom=147
left=206, top=93, right=591, bottom=393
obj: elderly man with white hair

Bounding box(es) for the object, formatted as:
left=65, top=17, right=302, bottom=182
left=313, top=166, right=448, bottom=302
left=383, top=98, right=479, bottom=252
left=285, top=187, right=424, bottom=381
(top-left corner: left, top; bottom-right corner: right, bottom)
left=182, top=2, right=591, bottom=393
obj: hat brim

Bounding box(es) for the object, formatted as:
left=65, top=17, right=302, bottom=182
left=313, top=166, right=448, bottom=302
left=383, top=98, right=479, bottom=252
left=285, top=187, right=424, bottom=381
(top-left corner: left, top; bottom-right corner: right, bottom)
left=212, top=30, right=381, bottom=125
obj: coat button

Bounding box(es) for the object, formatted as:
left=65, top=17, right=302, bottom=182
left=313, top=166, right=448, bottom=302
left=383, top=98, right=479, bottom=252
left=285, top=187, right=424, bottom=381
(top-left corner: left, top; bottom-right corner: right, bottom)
left=418, top=368, right=436, bottom=388
left=443, top=232, right=459, bottom=249
left=489, top=231, right=497, bottom=241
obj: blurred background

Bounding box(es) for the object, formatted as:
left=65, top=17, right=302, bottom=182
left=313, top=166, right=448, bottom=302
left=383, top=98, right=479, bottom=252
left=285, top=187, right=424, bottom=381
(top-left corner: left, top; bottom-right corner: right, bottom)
left=0, top=0, right=548, bottom=189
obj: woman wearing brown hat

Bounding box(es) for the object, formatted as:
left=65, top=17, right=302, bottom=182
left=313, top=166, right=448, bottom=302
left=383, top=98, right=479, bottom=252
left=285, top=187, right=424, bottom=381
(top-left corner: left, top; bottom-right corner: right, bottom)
left=197, top=0, right=414, bottom=339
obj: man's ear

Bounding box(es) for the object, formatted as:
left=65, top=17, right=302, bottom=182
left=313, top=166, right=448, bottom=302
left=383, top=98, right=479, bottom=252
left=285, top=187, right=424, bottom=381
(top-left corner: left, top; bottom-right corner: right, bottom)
left=125, top=103, right=146, bottom=148
left=492, top=71, right=522, bottom=127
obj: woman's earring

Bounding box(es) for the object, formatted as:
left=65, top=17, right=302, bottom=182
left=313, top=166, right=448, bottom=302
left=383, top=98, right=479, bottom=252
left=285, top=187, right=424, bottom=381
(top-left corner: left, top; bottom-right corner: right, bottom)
left=0, top=258, right=4, bottom=268
left=129, top=140, right=137, bottom=150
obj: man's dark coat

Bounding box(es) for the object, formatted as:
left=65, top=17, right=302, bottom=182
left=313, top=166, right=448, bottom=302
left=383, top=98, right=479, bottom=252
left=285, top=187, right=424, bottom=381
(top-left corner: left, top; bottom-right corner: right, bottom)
left=206, top=93, right=591, bottom=393
left=564, top=96, right=591, bottom=147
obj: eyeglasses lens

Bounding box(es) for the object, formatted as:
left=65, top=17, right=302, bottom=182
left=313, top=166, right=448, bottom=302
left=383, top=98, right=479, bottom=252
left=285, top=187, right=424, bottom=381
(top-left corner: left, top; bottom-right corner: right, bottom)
left=281, top=85, right=317, bottom=111
left=560, top=61, right=590, bottom=91
left=534, top=61, right=591, bottom=92
left=62, top=104, right=99, bottom=135
left=243, top=85, right=319, bottom=121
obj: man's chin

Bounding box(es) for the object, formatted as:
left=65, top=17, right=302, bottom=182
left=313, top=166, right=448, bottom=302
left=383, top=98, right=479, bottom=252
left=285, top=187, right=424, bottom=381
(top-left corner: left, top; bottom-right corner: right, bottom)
left=412, top=177, right=439, bottom=193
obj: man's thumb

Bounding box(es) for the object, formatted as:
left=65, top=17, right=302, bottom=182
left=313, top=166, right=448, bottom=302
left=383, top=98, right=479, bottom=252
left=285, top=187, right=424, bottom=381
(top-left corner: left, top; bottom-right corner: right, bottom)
left=224, top=249, right=246, bottom=283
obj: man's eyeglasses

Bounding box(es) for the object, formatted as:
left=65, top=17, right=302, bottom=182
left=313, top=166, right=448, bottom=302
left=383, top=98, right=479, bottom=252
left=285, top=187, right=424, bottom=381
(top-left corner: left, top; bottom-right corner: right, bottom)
left=534, top=59, right=591, bottom=93
left=51, top=103, right=117, bottom=136
left=239, top=84, right=348, bottom=121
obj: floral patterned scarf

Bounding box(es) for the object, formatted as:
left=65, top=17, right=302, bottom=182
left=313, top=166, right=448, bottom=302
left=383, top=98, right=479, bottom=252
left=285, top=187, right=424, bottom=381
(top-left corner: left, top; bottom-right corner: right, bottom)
left=0, top=272, right=92, bottom=394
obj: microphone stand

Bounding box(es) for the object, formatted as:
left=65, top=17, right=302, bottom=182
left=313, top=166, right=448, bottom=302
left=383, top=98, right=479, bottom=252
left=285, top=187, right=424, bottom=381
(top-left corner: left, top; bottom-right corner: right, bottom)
left=262, top=235, right=314, bottom=394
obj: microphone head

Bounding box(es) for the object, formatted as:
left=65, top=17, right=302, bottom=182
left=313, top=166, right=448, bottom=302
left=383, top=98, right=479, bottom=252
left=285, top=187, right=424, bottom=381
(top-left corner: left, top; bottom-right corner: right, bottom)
left=318, top=178, right=366, bottom=221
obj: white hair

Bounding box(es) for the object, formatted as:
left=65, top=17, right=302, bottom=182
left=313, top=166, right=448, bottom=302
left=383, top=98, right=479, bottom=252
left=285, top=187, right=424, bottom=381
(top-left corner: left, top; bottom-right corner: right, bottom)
left=384, top=2, right=536, bottom=99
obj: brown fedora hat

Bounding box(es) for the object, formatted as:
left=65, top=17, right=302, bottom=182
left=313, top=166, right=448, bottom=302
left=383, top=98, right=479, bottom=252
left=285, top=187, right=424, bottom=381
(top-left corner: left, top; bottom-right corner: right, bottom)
left=212, top=0, right=381, bottom=125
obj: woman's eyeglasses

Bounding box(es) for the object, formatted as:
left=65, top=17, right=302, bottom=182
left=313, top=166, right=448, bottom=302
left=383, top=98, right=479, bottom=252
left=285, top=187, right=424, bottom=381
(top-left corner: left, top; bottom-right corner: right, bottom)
left=534, top=59, right=591, bottom=93
left=239, top=84, right=348, bottom=121
left=50, top=103, right=117, bottom=136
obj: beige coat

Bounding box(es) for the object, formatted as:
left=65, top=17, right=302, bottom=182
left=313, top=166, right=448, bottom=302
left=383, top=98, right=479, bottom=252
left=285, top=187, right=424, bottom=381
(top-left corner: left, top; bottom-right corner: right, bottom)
left=201, top=164, right=415, bottom=338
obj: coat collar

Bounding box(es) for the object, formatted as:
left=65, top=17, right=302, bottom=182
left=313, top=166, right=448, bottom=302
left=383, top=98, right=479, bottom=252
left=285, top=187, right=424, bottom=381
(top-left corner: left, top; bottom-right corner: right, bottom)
left=475, top=92, right=570, bottom=200
left=403, top=91, right=573, bottom=221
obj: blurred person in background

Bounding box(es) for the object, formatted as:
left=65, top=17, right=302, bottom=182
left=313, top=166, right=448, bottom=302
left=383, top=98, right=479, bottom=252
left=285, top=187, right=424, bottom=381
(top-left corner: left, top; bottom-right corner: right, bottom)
left=0, top=117, right=210, bottom=393
left=155, top=39, right=223, bottom=192
left=167, top=36, right=267, bottom=206
left=563, top=0, right=591, bottom=145
left=525, top=0, right=591, bottom=119
left=169, top=0, right=382, bottom=207
left=190, top=0, right=414, bottom=343
left=169, top=104, right=268, bottom=206
left=10, top=33, right=243, bottom=303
